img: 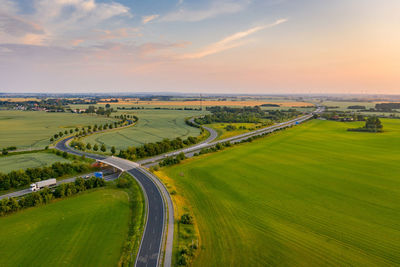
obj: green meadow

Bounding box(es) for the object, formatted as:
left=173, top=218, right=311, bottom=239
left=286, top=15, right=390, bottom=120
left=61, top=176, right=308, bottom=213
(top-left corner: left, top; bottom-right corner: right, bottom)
left=82, top=109, right=205, bottom=150
left=0, top=188, right=130, bottom=267
left=163, top=119, right=400, bottom=266
left=0, top=151, right=70, bottom=173
left=0, top=111, right=117, bottom=149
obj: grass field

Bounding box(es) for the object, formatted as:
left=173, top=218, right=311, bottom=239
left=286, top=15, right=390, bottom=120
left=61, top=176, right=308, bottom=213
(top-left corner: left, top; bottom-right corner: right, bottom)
left=81, top=109, right=205, bottom=150
left=206, top=122, right=261, bottom=141
left=162, top=119, right=400, bottom=266
left=0, top=111, right=117, bottom=149
left=0, top=151, right=70, bottom=173
left=0, top=188, right=130, bottom=266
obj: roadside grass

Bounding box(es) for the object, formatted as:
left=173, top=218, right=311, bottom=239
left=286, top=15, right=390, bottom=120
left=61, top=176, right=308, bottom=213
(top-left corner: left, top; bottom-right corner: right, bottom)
left=0, top=188, right=131, bottom=267
left=0, top=151, right=71, bottom=173
left=0, top=110, right=117, bottom=149
left=117, top=172, right=146, bottom=265
left=81, top=109, right=206, bottom=150
left=161, top=119, right=400, bottom=266
left=206, top=122, right=263, bottom=141
left=154, top=171, right=199, bottom=266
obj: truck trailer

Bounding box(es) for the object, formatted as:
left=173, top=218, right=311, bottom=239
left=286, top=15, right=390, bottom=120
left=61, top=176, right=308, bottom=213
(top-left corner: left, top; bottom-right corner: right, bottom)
left=30, top=178, right=57, bottom=192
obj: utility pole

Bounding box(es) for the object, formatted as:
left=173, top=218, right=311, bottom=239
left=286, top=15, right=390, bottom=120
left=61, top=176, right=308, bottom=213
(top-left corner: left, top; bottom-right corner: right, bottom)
left=200, top=94, right=203, bottom=111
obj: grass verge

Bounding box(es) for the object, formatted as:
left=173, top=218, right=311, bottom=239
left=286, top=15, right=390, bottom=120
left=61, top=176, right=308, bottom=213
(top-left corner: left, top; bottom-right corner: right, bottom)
left=117, top=172, right=146, bottom=266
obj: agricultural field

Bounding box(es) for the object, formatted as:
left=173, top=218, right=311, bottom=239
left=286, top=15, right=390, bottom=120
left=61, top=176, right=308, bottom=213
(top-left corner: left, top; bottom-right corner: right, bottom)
left=0, top=188, right=130, bottom=267
left=81, top=109, right=206, bottom=150
left=162, top=119, right=400, bottom=266
left=0, top=151, right=70, bottom=173
left=0, top=111, right=117, bottom=150
left=97, top=100, right=314, bottom=108
left=321, top=101, right=400, bottom=117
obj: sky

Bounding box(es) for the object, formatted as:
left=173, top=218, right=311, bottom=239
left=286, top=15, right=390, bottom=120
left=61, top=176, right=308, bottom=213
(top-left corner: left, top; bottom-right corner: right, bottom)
left=0, top=0, right=399, bottom=94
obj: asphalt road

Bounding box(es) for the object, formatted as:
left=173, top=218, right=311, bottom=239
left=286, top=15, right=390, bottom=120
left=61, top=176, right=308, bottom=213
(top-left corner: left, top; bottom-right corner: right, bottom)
left=140, top=109, right=323, bottom=167
left=136, top=118, right=218, bottom=166
left=128, top=168, right=164, bottom=267
left=1, top=109, right=322, bottom=266
left=0, top=171, right=121, bottom=200
left=55, top=139, right=168, bottom=267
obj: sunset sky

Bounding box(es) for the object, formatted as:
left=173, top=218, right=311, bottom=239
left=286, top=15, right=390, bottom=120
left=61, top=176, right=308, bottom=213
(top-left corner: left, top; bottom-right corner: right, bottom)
left=0, top=0, right=399, bottom=94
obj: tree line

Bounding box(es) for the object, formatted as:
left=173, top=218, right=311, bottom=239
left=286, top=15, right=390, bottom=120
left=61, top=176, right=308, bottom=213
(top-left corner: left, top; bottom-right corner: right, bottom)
left=0, top=162, right=93, bottom=191
left=194, top=106, right=301, bottom=124
left=118, top=135, right=199, bottom=160
left=0, top=177, right=105, bottom=216
left=50, top=114, right=138, bottom=143
left=348, top=116, right=383, bottom=132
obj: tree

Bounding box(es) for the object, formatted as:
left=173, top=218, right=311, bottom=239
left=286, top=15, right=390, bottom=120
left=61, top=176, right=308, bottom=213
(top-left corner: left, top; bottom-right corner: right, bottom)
left=93, top=144, right=99, bottom=151
left=2, top=149, right=8, bottom=155
left=365, top=116, right=383, bottom=132
left=105, top=103, right=111, bottom=108
left=86, top=143, right=92, bottom=150
left=101, top=144, right=106, bottom=152
left=117, top=177, right=131, bottom=188
left=111, top=146, right=116, bottom=155
left=180, top=213, right=194, bottom=224
left=50, top=137, right=54, bottom=142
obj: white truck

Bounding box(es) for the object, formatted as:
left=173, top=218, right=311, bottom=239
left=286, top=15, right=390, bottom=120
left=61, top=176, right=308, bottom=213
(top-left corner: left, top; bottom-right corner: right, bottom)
left=30, top=179, right=57, bottom=192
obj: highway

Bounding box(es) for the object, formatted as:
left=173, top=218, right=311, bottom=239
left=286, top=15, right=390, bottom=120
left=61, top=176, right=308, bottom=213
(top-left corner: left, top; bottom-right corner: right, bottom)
left=136, top=118, right=218, bottom=166
left=55, top=140, right=171, bottom=267
left=0, top=108, right=322, bottom=266
left=0, top=171, right=120, bottom=200
left=140, top=108, right=323, bottom=166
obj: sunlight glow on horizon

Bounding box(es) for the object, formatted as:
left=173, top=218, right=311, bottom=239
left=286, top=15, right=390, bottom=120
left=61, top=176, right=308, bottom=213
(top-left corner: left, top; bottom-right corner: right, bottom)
left=0, top=0, right=399, bottom=94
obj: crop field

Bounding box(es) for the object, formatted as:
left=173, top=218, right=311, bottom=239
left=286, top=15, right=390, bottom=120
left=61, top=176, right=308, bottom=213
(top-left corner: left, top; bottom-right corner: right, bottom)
left=0, top=188, right=130, bottom=267
left=162, top=119, right=400, bottom=266
left=81, top=109, right=205, bottom=150
left=0, top=111, right=117, bottom=149
left=0, top=151, right=70, bottom=173
left=96, top=100, right=314, bottom=107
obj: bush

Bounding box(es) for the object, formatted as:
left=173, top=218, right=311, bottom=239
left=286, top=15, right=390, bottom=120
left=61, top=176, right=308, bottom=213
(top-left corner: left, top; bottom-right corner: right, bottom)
left=180, top=213, right=194, bottom=225
left=117, top=177, right=132, bottom=188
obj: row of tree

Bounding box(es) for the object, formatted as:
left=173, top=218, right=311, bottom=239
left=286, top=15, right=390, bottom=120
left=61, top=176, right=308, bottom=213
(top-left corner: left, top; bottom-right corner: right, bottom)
left=0, top=162, right=92, bottom=190
left=194, top=106, right=301, bottom=124
left=118, top=136, right=198, bottom=160
left=50, top=115, right=137, bottom=143
left=70, top=140, right=117, bottom=154
left=0, top=177, right=105, bottom=216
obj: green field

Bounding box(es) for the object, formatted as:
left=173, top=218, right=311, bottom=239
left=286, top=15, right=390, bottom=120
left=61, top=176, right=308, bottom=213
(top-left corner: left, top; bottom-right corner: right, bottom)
left=82, top=109, right=206, bottom=150
left=163, top=119, right=400, bottom=266
left=207, top=122, right=261, bottom=140
left=0, top=111, right=117, bottom=149
left=0, top=188, right=130, bottom=266
left=0, top=151, right=71, bottom=173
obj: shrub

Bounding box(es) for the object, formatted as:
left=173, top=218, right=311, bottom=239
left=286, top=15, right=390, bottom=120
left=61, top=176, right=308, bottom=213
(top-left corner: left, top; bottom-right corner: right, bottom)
left=180, top=213, right=194, bottom=225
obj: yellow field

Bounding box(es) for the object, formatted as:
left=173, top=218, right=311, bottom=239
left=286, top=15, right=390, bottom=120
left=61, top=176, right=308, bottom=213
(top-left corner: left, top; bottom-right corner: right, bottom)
left=98, top=100, right=314, bottom=107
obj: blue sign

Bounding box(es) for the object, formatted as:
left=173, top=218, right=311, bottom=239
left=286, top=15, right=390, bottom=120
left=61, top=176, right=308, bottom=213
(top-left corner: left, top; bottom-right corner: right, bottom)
left=94, top=172, right=103, bottom=178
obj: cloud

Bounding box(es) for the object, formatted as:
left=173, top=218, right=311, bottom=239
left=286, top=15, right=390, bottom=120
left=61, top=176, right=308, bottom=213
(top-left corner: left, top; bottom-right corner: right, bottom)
left=0, top=0, right=132, bottom=46
left=181, top=19, right=287, bottom=59
left=161, top=0, right=250, bottom=22
left=142, top=14, right=159, bottom=24
left=0, top=13, right=44, bottom=37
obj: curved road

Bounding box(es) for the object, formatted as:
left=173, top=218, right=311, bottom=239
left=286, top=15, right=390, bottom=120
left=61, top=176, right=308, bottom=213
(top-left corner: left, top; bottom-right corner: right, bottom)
left=2, top=109, right=322, bottom=266
left=55, top=139, right=169, bottom=267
